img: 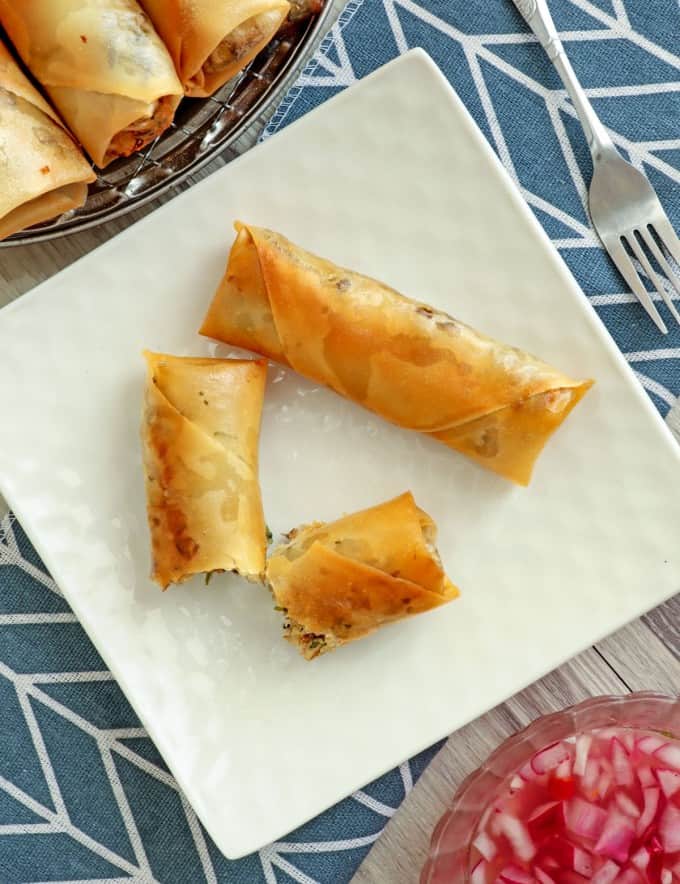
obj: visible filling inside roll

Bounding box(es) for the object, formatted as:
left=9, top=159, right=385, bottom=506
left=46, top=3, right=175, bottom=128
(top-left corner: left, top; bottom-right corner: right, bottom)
left=280, top=611, right=340, bottom=660
left=269, top=514, right=450, bottom=660
left=421, top=521, right=444, bottom=573
left=203, top=11, right=284, bottom=75
left=267, top=526, right=335, bottom=659
left=104, top=94, right=178, bottom=164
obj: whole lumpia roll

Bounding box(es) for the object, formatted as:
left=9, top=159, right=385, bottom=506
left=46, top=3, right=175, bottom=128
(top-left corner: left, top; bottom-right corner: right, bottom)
left=138, top=0, right=290, bottom=98
left=267, top=492, right=459, bottom=660
left=201, top=223, right=593, bottom=486
left=0, top=0, right=184, bottom=167
left=0, top=40, right=95, bottom=240
left=142, top=352, right=267, bottom=588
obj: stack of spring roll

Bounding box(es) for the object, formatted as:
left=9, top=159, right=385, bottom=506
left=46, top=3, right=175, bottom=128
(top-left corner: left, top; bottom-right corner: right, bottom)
left=0, top=39, right=95, bottom=240
left=0, top=0, right=310, bottom=239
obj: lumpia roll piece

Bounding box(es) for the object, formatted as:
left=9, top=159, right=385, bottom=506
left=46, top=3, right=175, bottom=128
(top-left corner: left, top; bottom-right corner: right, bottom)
left=0, top=0, right=184, bottom=167
left=201, top=223, right=593, bottom=485
left=285, top=0, right=323, bottom=22
left=142, top=352, right=267, bottom=589
left=0, top=39, right=95, bottom=240
left=138, top=0, right=290, bottom=98
left=267, top=492, right=459, bottom=660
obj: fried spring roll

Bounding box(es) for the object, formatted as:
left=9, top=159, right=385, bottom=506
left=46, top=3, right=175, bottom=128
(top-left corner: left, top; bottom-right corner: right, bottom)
left=142, top=352, right=267, bottom=588
left=0, top=40, right=95, bottom=240
left=138, top=0, right=290, bottom=98
left=201, top=223, right=593, bottom=485
left=0, top=0, right=184, bottom=167
left=267, top=492, right=459, bottom=660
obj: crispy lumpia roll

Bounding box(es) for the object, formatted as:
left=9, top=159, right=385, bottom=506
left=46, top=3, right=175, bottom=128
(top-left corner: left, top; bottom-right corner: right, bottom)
left=285, top=0, right=323, bottom=22
left=201, top=223, right=593, bottom=485
left=142, top=352, right=267, bottom=589
left=138, top=0, right=290, bottom=98
left=267, top=492, right=459, bottom=660
left=0, top=0, right=184, bottom=167
left=0, top=40, right=95, bottom=240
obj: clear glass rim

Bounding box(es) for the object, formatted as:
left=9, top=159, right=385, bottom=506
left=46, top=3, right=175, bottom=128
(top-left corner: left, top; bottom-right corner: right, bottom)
left=420, top=692, right=680, bottom=883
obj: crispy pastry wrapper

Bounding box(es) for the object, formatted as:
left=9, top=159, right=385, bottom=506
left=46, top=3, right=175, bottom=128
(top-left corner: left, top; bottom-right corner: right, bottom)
left=267, top=492, right=459, bottom=659
left=138, top=0, right=290, bottom=97
left=142, top=352, right=267, bottom=589
left=0, top=40, right=94, bottom=240
left=201, top=223, right=593, bottom=485
left=0, top=0, right=183, bottom=167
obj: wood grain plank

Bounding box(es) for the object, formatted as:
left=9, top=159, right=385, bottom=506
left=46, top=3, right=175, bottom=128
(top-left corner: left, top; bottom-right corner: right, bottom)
left=596, top=613, right=680, bottom=693
left=643, top=596, right=680, bottom=660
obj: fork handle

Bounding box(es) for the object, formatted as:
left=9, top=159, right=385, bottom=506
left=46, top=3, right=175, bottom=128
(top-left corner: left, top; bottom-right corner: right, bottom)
left=511, top=0, right=615, bottom=158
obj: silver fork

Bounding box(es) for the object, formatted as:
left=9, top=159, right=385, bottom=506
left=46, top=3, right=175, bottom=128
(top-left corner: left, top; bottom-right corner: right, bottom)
left=512, top=0, right=680, bottom=334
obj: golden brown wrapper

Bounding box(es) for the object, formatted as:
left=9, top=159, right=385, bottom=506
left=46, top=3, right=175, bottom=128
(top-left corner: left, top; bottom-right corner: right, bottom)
left=201, top=223, right=594, bottom=485
left=138, top=0, right=290, bottom=97
left=0, top=0, right=183, bottom=167
left=142, top=352, right=267, bottom=589
left=267, top=492, right=459, bottom=660
left=0, top=40, right=95, bottom=240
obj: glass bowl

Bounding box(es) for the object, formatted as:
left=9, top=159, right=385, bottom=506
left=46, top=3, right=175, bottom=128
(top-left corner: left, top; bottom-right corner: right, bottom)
left=420, top=693, right=680, bottom=883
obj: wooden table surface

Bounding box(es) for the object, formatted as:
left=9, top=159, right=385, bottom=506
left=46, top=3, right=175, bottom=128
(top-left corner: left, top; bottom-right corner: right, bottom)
left=1, top=15, right=679, bottom=882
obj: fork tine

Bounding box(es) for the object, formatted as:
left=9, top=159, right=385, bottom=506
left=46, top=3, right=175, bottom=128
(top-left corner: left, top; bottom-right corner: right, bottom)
left=640, top=227, right=680, bottom=326
left=629, top=231, right=680, bottom=327
left=653, top=216, right=680, bottom=267
left=606, top=236, right=668, bottom=334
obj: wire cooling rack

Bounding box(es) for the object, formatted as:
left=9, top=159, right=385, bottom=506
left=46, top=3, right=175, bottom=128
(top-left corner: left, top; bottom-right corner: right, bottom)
left=2, top=7, right=331, bottom=246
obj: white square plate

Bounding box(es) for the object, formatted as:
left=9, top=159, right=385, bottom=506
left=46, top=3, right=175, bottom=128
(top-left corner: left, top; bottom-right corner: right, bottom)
left=0, top=50, right=679, bottom=859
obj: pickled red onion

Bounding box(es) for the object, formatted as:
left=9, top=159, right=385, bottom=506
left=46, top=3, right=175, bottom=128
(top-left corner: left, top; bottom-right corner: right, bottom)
left=466, top=729, right=680, bottom=883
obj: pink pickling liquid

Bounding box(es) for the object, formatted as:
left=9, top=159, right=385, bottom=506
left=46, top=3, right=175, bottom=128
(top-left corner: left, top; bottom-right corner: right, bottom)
left=467, top=727, right=680, bottom=883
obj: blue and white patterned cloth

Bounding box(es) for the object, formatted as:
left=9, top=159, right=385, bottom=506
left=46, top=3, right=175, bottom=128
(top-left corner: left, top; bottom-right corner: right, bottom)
left=2, top=1, right=679, bottom=881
